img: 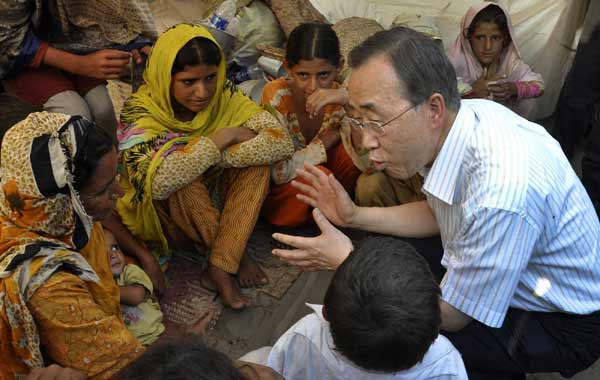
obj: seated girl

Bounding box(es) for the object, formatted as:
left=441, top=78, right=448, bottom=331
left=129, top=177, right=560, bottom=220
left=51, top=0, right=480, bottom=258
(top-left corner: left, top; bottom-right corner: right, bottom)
left=449, top=2, right=544, bottom=118
left=261, top=23, right=360, bottom=227
left=117, top=24, right=294, bottom=310
left=0, top=112, right=141, bottom=379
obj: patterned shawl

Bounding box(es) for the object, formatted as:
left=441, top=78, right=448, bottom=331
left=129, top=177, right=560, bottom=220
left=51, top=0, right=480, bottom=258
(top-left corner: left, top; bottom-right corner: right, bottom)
left=0, top=0, right=157, bottom=78
left=448, top=2, right=543, bottom=85
left=0, top=112, right=105, bottom=376
left=117, top=23, right=262, bottom=250
left=448, top=2, right=544, bottom=117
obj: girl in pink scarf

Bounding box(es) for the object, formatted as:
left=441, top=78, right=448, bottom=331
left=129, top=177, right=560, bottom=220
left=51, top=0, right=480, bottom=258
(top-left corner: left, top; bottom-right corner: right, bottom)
left=449, top=2, right=544, bottom=118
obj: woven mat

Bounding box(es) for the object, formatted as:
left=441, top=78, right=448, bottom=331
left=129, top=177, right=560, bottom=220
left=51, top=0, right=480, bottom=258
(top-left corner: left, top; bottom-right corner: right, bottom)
left=160, top=256, right=222, bottom=327
left=159, top=219, right=305, bottom=329
left=245, top=221, right=303, bottom=300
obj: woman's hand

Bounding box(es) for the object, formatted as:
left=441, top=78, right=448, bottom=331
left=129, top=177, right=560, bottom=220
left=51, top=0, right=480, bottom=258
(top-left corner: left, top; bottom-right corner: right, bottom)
left=233, top=127, right=258, bottom=144
left=487, top=80, right=517, bottom=102
left=318, top=128, right=341, bottom=151
left=131, top=45, right=152, bottom=65
left=138, top=253, right=166, bottom=297
left=25, top=365, right=86, bottom=380
left=306, top=88, right=348, bottom=118
left=209, top=127, right=257, bottom=151
left=470, top=77, right=493, bottom=98
left=75, top=49, right=131, bottom=79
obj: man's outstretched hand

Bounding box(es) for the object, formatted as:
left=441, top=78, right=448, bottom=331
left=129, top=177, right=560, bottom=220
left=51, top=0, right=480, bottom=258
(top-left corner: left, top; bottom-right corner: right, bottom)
left=272, top=208, right=353, bottom=271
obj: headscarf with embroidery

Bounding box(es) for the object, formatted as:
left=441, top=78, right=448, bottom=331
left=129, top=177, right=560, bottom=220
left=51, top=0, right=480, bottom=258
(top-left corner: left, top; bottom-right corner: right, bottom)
left=0, top=112, right=108, bottom=375
left=117, top=23, right=263, bottom=250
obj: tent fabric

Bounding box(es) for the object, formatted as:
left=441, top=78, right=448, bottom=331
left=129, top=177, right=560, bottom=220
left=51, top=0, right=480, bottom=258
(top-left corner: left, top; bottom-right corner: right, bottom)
left=135, top=0, right=590, bottom=119
left=308, top=0, right=589, bottom=120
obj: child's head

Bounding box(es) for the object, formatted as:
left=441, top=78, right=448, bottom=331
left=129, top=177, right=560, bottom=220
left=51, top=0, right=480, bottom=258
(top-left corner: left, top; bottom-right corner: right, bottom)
left=323, top=236, right=441, bottom=372
left=465, top=4, right=511, bottom=68
left=285, top=23, right=342, bottom=100
left=115, top=336, right=244, bottom=380
left=170, top=37, right=222, bottom=116
left=104, top=229, right=126, bottom=277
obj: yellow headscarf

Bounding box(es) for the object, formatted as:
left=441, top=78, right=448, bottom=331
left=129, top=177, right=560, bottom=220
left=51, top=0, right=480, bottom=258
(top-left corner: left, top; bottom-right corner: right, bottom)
left=118, top=23, right=262, bottom=250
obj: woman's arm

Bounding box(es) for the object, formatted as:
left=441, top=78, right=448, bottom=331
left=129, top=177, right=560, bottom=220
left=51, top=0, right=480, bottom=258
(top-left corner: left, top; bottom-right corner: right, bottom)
left=149, top=137, right=222, bottom=200
left=0, top=2, right=44, bottom=79
left=221, top=111, right=295, bottom=169
left=270, top=134, right=335, bottom=185
left=28, top=272, right=143, bottom=379
left=43, top=47, right=131, bottom=80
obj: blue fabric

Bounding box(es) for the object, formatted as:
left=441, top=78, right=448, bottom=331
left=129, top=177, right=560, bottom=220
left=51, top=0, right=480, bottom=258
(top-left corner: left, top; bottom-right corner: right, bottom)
left=10, top=29, right=42, bottom=76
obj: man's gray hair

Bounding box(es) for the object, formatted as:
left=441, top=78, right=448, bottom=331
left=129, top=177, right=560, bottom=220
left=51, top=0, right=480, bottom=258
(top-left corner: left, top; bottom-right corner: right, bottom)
left=349, top=27, right=461, bottom=111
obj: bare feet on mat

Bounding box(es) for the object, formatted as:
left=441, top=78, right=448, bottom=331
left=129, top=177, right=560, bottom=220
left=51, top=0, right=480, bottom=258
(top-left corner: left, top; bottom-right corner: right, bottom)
left=238, top=255, right=269, bottom=288
left=205, top=263, right=251, bottom=309
left=185, top=309, right=216, bottom=336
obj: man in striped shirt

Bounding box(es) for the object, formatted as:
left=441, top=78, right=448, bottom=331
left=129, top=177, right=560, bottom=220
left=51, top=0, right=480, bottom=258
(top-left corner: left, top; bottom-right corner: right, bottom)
left=271, top=27, right=600, bottom=379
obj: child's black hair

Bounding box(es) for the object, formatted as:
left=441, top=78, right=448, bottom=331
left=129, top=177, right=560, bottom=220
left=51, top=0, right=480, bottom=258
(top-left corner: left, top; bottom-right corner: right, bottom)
left=172, top=37, right=221, bottom=74
left=466, top=4, right=511, bottom=43
left=324, top=236, right=441, bottom=372
left=285, top=22, right=341, bottom=68
left=115, top=336, right=243, bottom=380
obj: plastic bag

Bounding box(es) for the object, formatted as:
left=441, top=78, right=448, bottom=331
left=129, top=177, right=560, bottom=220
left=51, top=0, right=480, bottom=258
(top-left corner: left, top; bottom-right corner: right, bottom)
left=233, top=1, right=285, bottom=68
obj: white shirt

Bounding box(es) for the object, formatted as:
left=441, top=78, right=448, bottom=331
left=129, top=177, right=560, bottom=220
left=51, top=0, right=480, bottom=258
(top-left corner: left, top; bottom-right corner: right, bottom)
left=422, top=99, right=600, bottom=328
left=267, top=304, right=468, bottom=380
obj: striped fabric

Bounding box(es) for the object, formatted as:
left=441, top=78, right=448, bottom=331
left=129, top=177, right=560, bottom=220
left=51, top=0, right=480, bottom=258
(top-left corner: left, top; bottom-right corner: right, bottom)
left=155, top=166, right=270, bottom=274
left=422, top=99, right=600, bottom=328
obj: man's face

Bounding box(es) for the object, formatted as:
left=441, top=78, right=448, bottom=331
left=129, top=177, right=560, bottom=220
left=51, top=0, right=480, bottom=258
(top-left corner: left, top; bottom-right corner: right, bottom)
left=346, top=56, right=437, bottom=180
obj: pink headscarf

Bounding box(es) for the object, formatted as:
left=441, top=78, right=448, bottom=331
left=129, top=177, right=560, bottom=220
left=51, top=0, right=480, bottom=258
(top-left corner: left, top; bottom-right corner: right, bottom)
left=448, top=2, right=543, bottom=117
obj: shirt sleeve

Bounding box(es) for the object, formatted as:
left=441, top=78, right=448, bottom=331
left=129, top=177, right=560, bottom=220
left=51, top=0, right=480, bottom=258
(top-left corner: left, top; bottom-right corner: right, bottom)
left=267, top=332, right=326, bottom=380
left=221, top=111, right=294, bottom=169
left=0, top=2, right=46, bottom=78
left=151, top=137, right=222, bottom=200
left=120, top=264, right=153, bottom=296
left=440, top=207, right=539, bottom=328
left=28, top=271, right=143, bottom=379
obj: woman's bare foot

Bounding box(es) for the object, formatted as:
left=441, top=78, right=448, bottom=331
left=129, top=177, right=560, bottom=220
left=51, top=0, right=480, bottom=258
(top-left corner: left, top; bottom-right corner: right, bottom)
left=238, top=255, right=268, bottom=288
left=185, top=309, right=216, bottom=336
left=205, top=263, right=251, bottom=309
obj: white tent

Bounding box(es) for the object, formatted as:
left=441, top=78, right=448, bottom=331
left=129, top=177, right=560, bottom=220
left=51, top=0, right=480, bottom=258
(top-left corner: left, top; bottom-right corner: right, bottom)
left=146, top=0, right=595, bottom=119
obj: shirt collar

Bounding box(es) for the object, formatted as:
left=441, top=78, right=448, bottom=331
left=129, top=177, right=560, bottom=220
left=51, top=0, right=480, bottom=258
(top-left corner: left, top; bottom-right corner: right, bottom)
left=422, top=102, right=475, bottom=205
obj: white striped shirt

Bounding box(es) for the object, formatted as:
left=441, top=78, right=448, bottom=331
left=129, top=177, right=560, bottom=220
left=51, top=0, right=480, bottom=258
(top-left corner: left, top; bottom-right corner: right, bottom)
left=422, top=99, right=600, bottom=328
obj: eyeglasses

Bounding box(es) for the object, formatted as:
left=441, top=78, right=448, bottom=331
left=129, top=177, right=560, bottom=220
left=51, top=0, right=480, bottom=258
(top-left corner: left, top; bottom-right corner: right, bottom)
left=345, top=104, right=415, bottom=137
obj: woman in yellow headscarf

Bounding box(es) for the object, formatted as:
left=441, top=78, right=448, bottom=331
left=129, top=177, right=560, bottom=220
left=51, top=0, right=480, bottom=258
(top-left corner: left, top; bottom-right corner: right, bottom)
left=117, top=24, right=293, bottom=309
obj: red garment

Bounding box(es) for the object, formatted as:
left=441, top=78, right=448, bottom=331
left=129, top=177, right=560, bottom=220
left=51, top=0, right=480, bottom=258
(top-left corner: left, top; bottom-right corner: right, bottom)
left=263, top=143, right=359, bottom=227
left=4, top=65, right=105, bottom=107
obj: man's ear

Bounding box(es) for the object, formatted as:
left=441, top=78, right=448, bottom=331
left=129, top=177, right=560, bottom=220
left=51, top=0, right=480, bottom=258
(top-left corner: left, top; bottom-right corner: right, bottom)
left=426, top=93, right=447, bottom=131
left=322, top=304, right=329, bottom=322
